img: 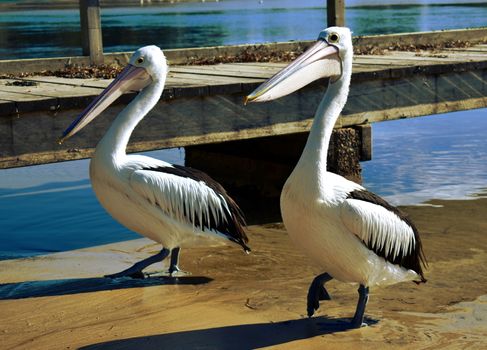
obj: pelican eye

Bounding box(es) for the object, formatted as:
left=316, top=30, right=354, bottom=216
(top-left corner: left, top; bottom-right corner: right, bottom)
left=328, top=33, right=340, bottom=43
left=137, top=57, right=145, bottom=64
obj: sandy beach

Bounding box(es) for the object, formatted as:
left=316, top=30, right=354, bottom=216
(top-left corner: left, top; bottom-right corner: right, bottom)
left=1, top=194, right=487, bottom=349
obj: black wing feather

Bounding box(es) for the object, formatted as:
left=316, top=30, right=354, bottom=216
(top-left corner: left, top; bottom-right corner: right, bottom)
left=143, top=164, right=250, bottom=252
left=347, top=189, right=427, bottom=282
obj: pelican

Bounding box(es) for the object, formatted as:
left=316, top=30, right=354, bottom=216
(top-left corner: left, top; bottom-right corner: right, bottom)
left=246, top=27, right=426, bottom=328
left=59, top=46, right=250, bottom=278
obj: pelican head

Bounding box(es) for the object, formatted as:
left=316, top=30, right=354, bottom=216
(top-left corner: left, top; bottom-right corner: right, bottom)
left=245, top=27, right=352, bottom=103
left=59, top=45, right=167, bottom=143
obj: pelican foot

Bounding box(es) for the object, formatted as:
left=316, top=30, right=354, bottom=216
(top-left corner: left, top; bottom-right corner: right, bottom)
left=144, top=269, right=191, bottom=278
left=104, top=248, right=171, bottom=279
left=307, top=272, right=333, bottom=317
left=104, top=270, right=145, bottom=279
left=169, top=266, right=191, bottom=277
left=350, top=320, right=368, bottom=329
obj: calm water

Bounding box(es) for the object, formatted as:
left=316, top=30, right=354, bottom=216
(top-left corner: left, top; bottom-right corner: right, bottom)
left=0, top=1, right=486, bottom=259
left=0, top=0, right=486, bottom=59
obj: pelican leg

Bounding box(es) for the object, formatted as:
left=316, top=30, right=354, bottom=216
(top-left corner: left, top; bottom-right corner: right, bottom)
left=307, top=272, right=333, bottom=317
left=168, top=247, right=181, bottom=276
left=351, top=284, right=369, bottom=328
left=105, top=247, right=170, bottom=279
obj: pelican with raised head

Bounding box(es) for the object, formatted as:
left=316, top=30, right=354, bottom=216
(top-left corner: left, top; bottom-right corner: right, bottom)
left=60, top=46, right=249, bottom=278
left=246, top=27, right=426, bottom=328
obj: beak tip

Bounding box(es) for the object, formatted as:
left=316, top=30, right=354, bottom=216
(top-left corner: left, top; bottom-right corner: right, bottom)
left=243, top=96, right=249, bottom=106
left=57, top=136, right=67, bottom=145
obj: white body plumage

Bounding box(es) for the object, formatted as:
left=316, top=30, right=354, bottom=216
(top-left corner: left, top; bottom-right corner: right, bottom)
left=60, top=45, right=249, bottom=261
left=90, top=155, right=234, bottom=249
left=281, top=170, right=420, bottom=287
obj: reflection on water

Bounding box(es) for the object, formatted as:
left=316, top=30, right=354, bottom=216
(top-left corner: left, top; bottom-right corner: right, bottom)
left=362, top=109, right=487, bottom=206
left=0, top=148, right=184, bottom=260
left=0, top=1, right=487, bottom=59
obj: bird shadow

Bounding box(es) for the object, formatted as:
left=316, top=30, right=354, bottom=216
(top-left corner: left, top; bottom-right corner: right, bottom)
left=80, top=316, right=378, bottom=350
left=0, top=276, right=212, bottom=300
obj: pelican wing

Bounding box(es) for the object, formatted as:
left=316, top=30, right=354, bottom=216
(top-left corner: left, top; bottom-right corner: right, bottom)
left=340, top=189, right=426, bottom=278
left=129, top=164, right=249, bottom=251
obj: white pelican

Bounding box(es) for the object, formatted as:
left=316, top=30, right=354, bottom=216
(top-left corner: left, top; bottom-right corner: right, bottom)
left=59, top=46, right=250, bottom=278
left=246, top=27, right=426, bottom=328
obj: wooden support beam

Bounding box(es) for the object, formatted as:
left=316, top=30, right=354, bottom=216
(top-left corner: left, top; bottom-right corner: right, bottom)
left=79, top=0, right=104, bottom=65
left=354, top=124, right=372, bottom=161
left=185, top=128, right=365, bottom=214
left=327, top=0, right=345, bottom=27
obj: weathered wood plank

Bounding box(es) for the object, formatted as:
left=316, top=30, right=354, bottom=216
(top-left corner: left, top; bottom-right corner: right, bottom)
left=0, top=79, right=104, bottom=98
left=170, top=65, right=281, bottom=79
left=12, top=76, right=111, bottom=90
left=167, top=72, right=261, bottom=85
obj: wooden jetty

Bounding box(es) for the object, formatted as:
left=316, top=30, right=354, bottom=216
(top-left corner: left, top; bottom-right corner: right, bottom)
left=0, top=29, right=486, bottom=172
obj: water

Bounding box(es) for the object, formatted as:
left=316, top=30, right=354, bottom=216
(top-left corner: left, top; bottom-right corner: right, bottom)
left=0, top=0, right=486, bottom=60
left=0, top=149, right=185, bottom=260
left=362, top=110, right=487, bottom=206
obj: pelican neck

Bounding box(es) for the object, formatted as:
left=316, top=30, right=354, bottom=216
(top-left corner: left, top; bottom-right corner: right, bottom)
left=297, top=59, right=352, bottom=183
left=95, top=81, right=164, bottom=164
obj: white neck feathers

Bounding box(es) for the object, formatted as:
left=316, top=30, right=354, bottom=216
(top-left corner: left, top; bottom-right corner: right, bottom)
left=95, top=81, right=165, bottom=165
left=294, top=52, right=352, bottom=187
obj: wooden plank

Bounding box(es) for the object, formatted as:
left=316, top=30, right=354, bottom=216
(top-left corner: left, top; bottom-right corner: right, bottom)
left=230, top=62, right=289, bottom=69
left=0, top=79, right=104, bottom=98
left=168, top=72, right=261, bottom=85
left=0, top=89, right=52, bottom=102
left=355, top=55, right=459, bottom=65
left=444, top=47, right=487, bottom=53
left=167, top=73, right=261, bottom=95
left=15, top=76, right=111, bottom=89
left=170, top=65, right=282, bottom=79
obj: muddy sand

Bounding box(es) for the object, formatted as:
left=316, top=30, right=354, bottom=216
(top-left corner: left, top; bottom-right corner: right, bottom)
left=1, top=195, right=487, bottom=349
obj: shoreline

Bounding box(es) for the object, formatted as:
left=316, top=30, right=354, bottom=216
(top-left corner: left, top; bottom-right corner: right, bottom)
left=1, top=195, right=487, bottom=348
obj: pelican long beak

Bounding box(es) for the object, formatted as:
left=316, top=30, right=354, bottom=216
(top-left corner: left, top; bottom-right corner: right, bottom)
left=245, top=40, right=341, bottom=103
left=58, top=64, right=152, bottom=143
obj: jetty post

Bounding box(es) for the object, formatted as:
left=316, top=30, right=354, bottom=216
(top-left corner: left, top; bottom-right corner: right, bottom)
left=327, top=0, right=345, bottom=26
left=79, top=0, right=104, bottom=65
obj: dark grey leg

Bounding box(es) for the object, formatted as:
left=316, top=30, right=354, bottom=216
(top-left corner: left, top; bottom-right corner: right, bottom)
left=168, top=247, right=181, bottom=276
left=307, top=272, right=333, bottom=317
left=351, top=284, right=369, bottom=328
left=105, top=248, right=170, bottom=279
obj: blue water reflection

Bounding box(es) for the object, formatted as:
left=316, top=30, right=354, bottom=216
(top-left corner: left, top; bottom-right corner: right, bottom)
left=362, top=109, right=487, bottom=205
left=1, top=1, right=486, bottom=59
left=0, top=149, right=184, bottom=260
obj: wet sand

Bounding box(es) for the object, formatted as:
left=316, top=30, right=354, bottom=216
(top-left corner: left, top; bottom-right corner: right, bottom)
left=1, top=195, right=487, bottom=349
